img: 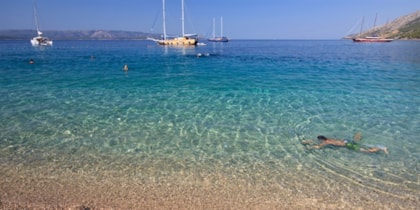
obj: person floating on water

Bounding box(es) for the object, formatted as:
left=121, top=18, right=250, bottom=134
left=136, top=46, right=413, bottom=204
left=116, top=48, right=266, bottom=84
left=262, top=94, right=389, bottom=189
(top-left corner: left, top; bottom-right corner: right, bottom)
left=302, top=132, right=388, bottom=154
left=123, top=64, right=129, bottom=71
left=29, top=58, right=35, bottom=64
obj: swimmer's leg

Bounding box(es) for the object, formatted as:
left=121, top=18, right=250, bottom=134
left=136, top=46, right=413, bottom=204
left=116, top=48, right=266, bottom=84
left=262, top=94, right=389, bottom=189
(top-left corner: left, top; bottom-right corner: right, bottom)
left=360, top=146, right=388, bottom=154
left=376, top=145, right=389, bottom=154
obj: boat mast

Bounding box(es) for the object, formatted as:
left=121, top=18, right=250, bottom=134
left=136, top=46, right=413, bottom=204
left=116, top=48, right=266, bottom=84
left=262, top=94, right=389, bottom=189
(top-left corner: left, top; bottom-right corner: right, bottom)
left=162, top=0, right=167, bottom=40
left=33, top=0, right=42, bottom=36
left=359, top=16, right=365, bottom=36
left=212, top=17, right=216, bottom=38
left=220, top=16, right=223, bottom=37
left=181, top=0, right=185, bottom=36
left=373, top=13, right=378, bottom=29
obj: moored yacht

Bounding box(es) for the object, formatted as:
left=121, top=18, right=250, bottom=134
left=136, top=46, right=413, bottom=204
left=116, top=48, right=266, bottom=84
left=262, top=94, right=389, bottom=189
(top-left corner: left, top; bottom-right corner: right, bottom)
left=150, top=0, right=198, bottom=46
left=30, top=0, right=52, bottom=46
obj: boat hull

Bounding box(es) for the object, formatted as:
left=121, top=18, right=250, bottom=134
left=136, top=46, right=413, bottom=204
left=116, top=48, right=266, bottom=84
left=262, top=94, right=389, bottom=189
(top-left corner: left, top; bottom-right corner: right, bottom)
left=352, top=37, right=393, bottom=43
left=208, top=37, right=229, bottom=42
left=157, top=36, right=198, bottom=46
left=31, top=36, right=53, bottom=46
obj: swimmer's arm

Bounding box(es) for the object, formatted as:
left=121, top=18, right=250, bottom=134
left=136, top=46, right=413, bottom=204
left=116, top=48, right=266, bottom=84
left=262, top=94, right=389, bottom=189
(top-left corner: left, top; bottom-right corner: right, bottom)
left=313, top=145, right=322, bottom=149
left=301, top=139, right=328, bottom=149
left=301, top=139, right=314, bottom=145
left=353, top=132, right=362, bottom=142
left=313, top=142, right=328, bottom=149
left=301, top=139, right=321, bottom=149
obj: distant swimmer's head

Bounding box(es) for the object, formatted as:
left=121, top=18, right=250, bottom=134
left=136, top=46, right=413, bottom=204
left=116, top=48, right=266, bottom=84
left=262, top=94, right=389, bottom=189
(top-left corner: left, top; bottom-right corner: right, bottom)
left=317, top=135, right=327, bottom=140
left=29, top=59, right=34, bottom=64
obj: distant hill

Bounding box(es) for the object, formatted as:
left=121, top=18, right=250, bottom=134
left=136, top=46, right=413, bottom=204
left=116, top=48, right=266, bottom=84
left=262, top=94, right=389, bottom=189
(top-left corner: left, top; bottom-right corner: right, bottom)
left=348, top=10, right=420, bottom=39
left=2, top=10, right=420, bottom=40
left=0, top=30, right=160, bottom=40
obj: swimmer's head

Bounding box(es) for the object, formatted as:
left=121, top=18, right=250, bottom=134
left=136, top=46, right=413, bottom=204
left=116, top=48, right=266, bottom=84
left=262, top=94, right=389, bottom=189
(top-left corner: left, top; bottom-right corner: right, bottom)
left=317, top=135, right=327, bottom=140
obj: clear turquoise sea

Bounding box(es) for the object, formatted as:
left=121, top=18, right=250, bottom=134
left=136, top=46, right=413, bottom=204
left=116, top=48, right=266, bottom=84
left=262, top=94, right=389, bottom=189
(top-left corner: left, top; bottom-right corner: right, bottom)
left=1, top=40, right=419, bottom=205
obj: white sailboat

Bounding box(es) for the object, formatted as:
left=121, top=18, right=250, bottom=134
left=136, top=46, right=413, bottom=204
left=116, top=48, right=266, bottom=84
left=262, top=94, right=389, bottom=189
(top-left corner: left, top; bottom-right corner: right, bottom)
left=150, top=0, right=198, bottom=46
left=30, top=0, right=52, bottom=46
left=208, top=16, right=228, bottom=42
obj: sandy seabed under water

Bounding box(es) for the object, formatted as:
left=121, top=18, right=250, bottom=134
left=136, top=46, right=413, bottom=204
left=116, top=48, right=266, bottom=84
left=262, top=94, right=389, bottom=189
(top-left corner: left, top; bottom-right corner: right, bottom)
left=1, top=153, right=419, bottom=210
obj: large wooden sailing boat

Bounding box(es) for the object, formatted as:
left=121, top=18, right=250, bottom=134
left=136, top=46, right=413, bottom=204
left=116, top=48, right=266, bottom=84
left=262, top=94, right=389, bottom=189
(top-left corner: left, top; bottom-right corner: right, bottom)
left=151, top=0, right=198, bottom=46
left=352, top=14, right=393, bottom=43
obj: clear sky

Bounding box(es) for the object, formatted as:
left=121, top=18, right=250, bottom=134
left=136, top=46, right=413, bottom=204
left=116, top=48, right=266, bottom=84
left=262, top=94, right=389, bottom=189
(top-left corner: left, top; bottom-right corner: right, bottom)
left=1, top=0, right=419, bottom=39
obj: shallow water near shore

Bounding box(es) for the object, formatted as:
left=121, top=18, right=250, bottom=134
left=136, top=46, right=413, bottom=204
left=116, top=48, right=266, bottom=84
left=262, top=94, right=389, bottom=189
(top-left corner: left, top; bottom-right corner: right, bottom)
left=0, top=40, right=419, bottom=208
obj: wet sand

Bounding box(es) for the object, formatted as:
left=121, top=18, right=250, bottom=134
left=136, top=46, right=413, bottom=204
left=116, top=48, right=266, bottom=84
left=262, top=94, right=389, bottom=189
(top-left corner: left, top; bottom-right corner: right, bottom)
left=1, top=161, right=418, bottom=210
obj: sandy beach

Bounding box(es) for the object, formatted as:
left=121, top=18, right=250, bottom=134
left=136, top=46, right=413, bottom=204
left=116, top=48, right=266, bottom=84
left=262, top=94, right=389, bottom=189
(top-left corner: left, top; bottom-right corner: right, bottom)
left=1, top=160, right=418, bottom=210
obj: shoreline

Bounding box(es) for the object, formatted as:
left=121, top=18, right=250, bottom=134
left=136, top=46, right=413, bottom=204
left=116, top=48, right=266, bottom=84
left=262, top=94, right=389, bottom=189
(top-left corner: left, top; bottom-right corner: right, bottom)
left=1, top=163, right=418, bottom=209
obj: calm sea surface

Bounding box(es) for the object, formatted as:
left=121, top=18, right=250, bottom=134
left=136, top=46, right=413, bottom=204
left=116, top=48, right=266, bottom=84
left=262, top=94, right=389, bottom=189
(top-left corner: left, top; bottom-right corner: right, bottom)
left=1, top=40, right=419, bottom=204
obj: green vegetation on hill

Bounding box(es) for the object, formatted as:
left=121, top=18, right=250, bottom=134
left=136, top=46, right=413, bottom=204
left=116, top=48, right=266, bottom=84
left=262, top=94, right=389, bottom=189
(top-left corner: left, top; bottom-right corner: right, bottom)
left=398, top=17, right=420, bottom=39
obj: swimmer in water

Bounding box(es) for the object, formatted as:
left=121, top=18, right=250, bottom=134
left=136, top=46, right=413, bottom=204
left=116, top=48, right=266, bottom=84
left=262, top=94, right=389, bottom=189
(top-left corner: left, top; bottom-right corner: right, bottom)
left=123, top=64, right=128, bottom=71
left=302, top=132, right=388, bottom=154
left=29, top=58, right=35, bottom=64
